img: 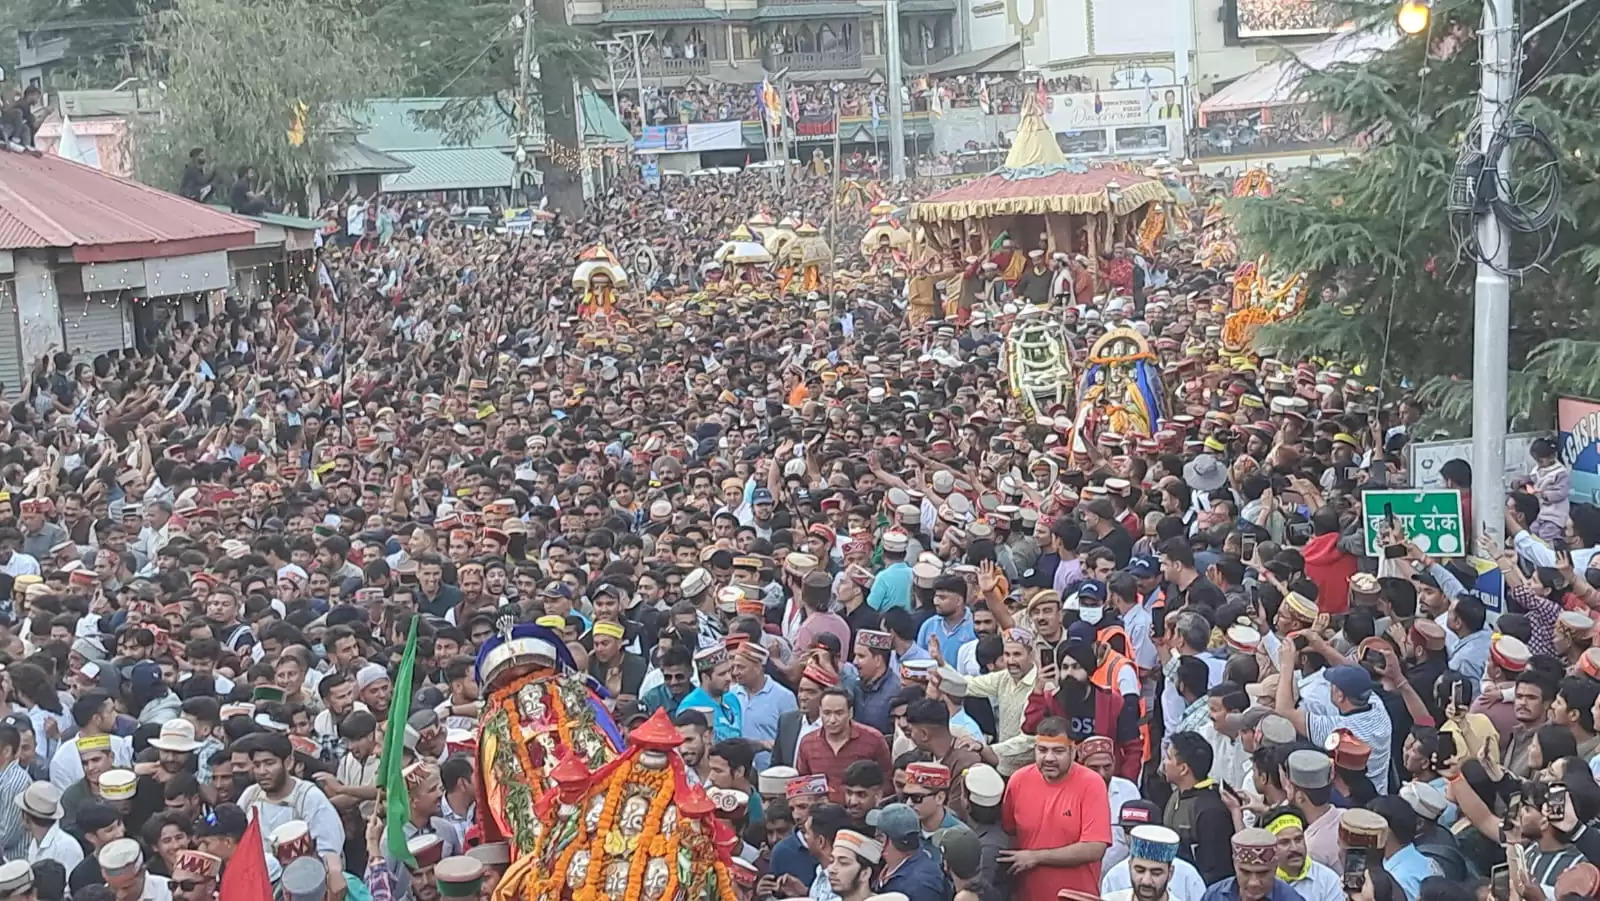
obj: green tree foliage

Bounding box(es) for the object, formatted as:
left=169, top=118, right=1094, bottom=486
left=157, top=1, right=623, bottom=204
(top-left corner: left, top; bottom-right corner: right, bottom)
left=132, top=0, right=397, bottom=203
left=1236, top=0, right=1600, bottom=433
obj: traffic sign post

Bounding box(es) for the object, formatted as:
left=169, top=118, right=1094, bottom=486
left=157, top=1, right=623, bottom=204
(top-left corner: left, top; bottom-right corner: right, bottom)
left=1360, top=489, right=1467, bottom=558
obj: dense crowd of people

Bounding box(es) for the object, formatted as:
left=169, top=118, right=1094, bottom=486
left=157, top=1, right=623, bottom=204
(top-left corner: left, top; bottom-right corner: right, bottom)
left=0, top=154, right=1596, bottom=901
left=614, top=74, right=1099, bottom=132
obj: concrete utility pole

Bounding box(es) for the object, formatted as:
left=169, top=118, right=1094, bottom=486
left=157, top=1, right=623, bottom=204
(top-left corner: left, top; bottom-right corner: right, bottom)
left=512, top=0, right=537, bottom=198
left=885, top=0, right=907, bottom=182
left=1472, top=0, right=1516, bottom=546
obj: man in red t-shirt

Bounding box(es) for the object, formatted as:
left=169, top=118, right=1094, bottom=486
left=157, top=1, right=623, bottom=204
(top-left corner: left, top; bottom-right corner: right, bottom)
left=999, top=716, right=1112, bottom=899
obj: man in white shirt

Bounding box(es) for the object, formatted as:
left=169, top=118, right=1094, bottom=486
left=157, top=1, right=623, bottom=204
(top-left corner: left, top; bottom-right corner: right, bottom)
left=18, top=782, right=84, bottom=873
left=97, top=837, right=172, bottom=901
left=1102, top=822, right=1205, bottom=901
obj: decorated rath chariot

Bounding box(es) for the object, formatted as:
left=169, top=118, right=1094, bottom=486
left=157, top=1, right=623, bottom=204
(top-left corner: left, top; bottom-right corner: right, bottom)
left=474, top=621, right=738, bottom=901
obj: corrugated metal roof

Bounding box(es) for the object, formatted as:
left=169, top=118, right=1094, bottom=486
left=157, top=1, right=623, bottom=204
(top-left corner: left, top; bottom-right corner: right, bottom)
left=357, top=98, right=517, bottom=152
left=380, top=148, right=513, bottom=192
left=600, top=7, right=724, bottom=21
left=327, top=139, right=414, bottom=176
left=581, top=91, right=634, bottom=146
left=753, top=3, right=871, bottom=18
left=0, top=150, right=256, bottom=256
left=898, top=0, right=956, bottom=9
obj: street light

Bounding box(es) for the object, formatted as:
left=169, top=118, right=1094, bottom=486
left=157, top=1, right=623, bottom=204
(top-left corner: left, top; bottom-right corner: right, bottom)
left=1397, top=0, right=1431, bottom=34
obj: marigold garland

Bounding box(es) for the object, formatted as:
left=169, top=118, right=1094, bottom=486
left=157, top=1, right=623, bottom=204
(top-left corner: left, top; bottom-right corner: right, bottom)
left=624, top=766, right=675, bottom=896
left=574, top=757, right=633, bottom=901
left=711, top=858, right=738, bottom=901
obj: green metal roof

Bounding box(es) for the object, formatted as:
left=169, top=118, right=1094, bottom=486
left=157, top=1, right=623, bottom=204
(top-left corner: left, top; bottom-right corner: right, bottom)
left=753, top=2, right=871, bottom=18
left=581, top=90, right=634, bottom=146
left=600, top=7, right=724, bottom=22
left=380, top=148, right=513, bottom=192
left=357, top=98, right=515, bottom=152
left=326, top=139, right=414, bottom=176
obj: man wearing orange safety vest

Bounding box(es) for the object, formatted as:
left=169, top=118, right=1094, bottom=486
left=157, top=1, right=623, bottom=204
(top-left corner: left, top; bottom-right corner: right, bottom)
left=1077, top=580, right=1148, bottom=782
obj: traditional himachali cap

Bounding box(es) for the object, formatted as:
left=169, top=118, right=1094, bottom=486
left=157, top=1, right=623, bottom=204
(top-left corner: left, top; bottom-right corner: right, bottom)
left=408, top=834, right=446, bottom=869
left=900, top=659, right=936, bottom=681
left=1225, top=623, right=1261, bottom=654
left=1400, top=780, right=1448, bottom=820
left=1129, top=825, right=1181, bottom=864
left=1231, top=828, right=1278, bottom=866
left=173, top=849, right=222, bottom=880
left=98, top=837, right=145, bottom=876
left=707, top=787, right=750, bottom=817
left=1281, top=591, right=1318, bottom=621
left=78, top=733, right=113, bottom=754
left=1581, top=647, right=1600, bottom=681
left=1077, top=736, right=1115, bottom=766
left=466, top=842, right=510, bottom=868
left=905, top=762, right=951, bottom=790
left=759, top=766, right=799, bottom=795
left=281, top=857, right=327, bottom=901
left=1559, top=610, right=1596, bottom=641
left=833, top=829, right=883, bottom=864
left=272, top=820, right=315, bottom=862
left=1339, top=809, right=1390, bottom=849
left=1491, top=634, right=1531, bottom=672
left=694, top=642, right=729, bottom=672
left=435, top=855, right=485, bottom=897
left=858, top=630, right=893, bottom=651
left=592, top=621, right=625, bottom=641
left=1349, top=572, right=1381, bottom=599
left=1324, top=728, right=1372, bottom=771
left=1286, top=749, right=1333, bottom=790
left=785, top=774, right=829, bottom=799
left=99, top=769, right=137, bottom=801
left=1410, top=620, right=1448, bottom=651
left=680, top=567, right=713, bottom=598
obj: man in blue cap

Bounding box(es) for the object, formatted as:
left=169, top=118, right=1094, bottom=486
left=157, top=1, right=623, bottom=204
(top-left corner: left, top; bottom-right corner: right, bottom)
left=867, top=802, right=949, bottom=898
left=1272, top=646, right=1394, bottom=793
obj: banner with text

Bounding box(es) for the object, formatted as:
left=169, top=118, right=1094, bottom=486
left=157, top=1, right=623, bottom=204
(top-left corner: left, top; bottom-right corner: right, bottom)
left=1559, top=396, right=1600, bottom=505
left=636, top=120, right=745, bottom=154
left=1045, top=87, right=1184, bottom=133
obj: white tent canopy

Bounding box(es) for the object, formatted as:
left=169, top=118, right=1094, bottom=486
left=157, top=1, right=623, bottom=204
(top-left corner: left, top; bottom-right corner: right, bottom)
left=1199, top=28, right=1399, bottom=117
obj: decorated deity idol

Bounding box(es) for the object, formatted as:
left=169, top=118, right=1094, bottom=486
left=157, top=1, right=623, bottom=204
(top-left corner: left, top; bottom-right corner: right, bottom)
left=573, top=244, right=629, bottom=318
left=1074, top=327, right=1167, bottom=446
left=476, top=621, right=735, bottom=901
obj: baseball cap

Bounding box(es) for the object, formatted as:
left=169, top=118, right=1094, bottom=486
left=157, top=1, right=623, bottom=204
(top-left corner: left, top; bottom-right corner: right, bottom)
left=751, top=488, right=774, bottom=505
left=1128, top=555, right=1160, bottom=578
left=1117, top=799, right=1162, bottom=827
left=1324, top=664, right=1374, bottom=700
left=933, top=826, right=982, bottom=880
left=865, top=803, right=919, bottom=843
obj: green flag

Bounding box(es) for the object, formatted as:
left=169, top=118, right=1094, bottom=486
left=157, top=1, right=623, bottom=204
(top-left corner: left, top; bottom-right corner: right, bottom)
left=378, top=614, right=420, bottom=865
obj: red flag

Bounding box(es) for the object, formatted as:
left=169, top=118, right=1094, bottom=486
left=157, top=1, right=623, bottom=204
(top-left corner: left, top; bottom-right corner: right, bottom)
left=219, top=813, right=274, bottom=901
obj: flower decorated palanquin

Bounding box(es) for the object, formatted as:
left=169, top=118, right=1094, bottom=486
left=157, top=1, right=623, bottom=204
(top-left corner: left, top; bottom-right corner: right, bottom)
left=474, top=620, right=735, bottom=901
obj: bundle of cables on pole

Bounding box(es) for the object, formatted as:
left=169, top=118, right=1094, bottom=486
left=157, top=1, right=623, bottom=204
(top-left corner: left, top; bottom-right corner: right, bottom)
left=1447, top=109, right=1564, bottom=276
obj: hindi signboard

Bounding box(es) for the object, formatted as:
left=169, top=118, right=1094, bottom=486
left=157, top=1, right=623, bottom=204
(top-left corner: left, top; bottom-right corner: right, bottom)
left=1359, top=489, right=1466, bottom=558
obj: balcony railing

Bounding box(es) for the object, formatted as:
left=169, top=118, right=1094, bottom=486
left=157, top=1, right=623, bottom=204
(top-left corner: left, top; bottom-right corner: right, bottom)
left=606, top=0, right=704, bottom=9
left=639, top=56, right=713, bottom=76
left=763, top=48, right=863, bottom=71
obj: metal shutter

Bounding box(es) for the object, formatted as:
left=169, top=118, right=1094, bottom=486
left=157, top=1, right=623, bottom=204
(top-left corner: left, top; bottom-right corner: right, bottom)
left=0, top=279, right=21, bottom=392
left=60, top=294, right=130, bottom=360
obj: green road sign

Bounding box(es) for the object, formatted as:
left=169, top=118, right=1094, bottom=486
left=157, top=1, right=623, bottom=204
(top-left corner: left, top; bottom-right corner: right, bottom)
left=1360, top=489, right=1467, bottom=558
